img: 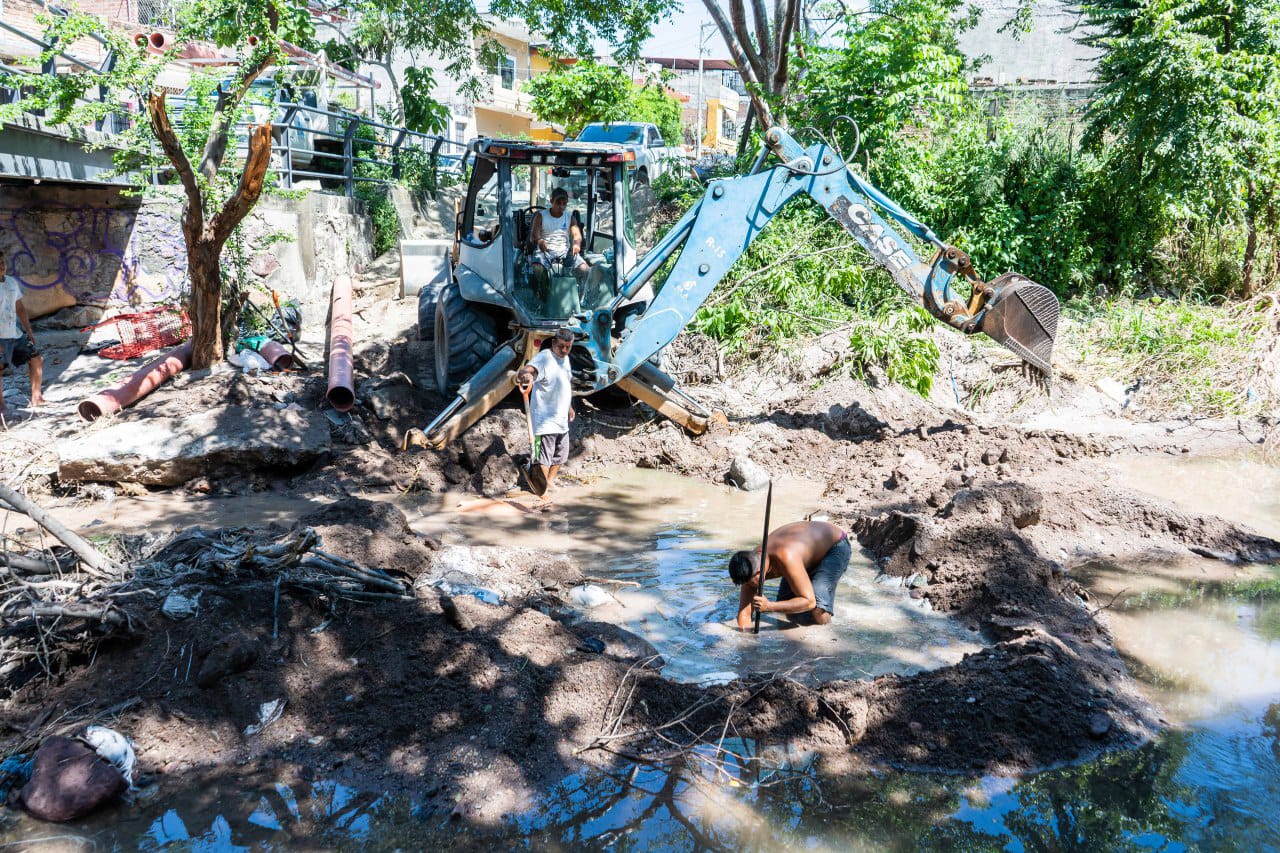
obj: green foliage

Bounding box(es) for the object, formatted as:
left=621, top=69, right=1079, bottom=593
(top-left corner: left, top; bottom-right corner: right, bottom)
left=179, top=0, right=315, bottom=49
left=401, top=66, right=449, bottom=134
left=356, top=184, right=401, bottom=257
left=652, top=171, right=704, bottom=208
left=795, top=0, right=972, bottom=156
left=683, top=198, right=942, bottom=396
left=628, top=80, right=683, bottom=146
left=490, top=0, right=677, bottom=63
left=525, top=63, right=631, bottom=138
left=1077, top=298, right=1260, bottom=415
left=525, top=64, right=683, bottom=143
left=1080, top=0, right=1280, bottom=293
left=848, top=308, right=942, bottom=396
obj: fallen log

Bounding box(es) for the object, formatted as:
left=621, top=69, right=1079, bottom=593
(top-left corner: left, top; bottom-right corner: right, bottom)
left=0, top=483, right=117, bottom=578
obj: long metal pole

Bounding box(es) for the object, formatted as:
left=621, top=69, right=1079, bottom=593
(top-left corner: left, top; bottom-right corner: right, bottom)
left=752, top=479, right=774, bottom=635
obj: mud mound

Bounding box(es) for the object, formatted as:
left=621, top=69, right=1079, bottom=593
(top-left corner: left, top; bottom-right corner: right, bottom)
left=298, top=497, right=438, bottom=578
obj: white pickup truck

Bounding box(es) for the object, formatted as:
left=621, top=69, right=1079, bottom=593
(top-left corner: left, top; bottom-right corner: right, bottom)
left=574, top=122, right=685, bottom=188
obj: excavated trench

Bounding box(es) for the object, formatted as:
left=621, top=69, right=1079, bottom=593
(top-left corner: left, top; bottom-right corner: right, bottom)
left=2, top=333, right=1279, bottom=847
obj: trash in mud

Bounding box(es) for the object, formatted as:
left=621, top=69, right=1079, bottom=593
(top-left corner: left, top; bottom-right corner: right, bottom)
left=16, top=736, right=127, bottom=822
left=161, top=591, right=200, bottom=620
left=244, top=699, right=286, bottom=737
left=569, top=584, right=613, bottom=608
left=82, top=726, right=136, bottom=787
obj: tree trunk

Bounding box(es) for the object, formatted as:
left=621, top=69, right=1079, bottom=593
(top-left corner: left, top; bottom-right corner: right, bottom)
left=1242, top=218, right=1258, bottom=299
left=737, top=102, right=756, bottom=157
left=187, top=240, right=225, bottom=369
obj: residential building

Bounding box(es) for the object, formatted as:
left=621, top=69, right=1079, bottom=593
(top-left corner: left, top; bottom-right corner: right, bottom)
left=366, top=17, right=563, bottom=145
left=644, top=57, right=742, bottom=152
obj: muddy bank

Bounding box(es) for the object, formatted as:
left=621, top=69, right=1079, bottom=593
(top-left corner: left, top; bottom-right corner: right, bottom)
left=3, top=289, right=1280, bottom=824
left=10, top=477, right=1265, bottom=832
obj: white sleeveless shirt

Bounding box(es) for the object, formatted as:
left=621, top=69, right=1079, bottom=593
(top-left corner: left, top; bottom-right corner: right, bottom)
left=539, top=208, right=572, bottom=256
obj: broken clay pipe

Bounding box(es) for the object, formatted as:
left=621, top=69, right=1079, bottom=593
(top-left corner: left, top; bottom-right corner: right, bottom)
left=325, top=274, right=355, bottom=412
left=258, top=339, right=294, bottom=371
left=78, top=340, right=193, bottom=422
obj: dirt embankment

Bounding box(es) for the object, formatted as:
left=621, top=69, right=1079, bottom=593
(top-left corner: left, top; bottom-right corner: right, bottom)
left=4, top=322, right=1280, bottom=819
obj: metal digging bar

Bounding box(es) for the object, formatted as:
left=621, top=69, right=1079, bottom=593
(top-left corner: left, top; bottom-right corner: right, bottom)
left=753, top=480, right=774, bottom=635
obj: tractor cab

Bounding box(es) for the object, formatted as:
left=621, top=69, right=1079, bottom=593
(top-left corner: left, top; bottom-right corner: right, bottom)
left=454, top=139, right=641, bottom=327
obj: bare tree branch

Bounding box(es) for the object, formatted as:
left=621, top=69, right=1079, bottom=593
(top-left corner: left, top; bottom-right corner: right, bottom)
left=0, top=483, right=117, bottom=579
left=197, top=50, right=277, bottom=181
left=751, top=0, right=774, bottom=69
left=704, top=0, right=776, bottom=127
left=727, top=0, right=769, bottom=85
left=209, top=123, right=273, bottom=246
left=773, top=0, right=799, bottom=97
left=145, top=92, right=204, bottom=240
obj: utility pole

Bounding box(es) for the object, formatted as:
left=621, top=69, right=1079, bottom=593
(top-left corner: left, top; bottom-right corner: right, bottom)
left=694, top=21, right=714, bottom=161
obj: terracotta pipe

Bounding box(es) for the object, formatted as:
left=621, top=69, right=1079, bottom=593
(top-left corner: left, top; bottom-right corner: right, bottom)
left=78, top=341, right=192, bottom=422
left=326, top=274, right=355, bottom=412
left=258, top=339, right=294, bottom=370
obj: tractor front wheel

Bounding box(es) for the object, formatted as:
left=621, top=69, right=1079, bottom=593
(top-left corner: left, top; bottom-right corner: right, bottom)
left=434, top=280, right=499, bottom=396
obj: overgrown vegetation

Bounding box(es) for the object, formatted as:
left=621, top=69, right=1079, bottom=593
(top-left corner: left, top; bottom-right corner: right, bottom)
left=657, top=0, right=1280, bottom=406
left=1075, top=297, right=1269, bottom=415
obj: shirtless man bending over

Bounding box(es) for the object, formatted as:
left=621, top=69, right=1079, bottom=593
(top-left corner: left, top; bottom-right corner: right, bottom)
left=727, top=520, right=851, bottom=629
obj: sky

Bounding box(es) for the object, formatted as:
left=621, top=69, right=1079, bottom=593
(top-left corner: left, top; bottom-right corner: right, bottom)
left=637, top=2, right=726, bottom=60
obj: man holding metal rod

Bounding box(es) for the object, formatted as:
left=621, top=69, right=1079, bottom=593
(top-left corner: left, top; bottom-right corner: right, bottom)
left=728, top=521, right=851, bottom=630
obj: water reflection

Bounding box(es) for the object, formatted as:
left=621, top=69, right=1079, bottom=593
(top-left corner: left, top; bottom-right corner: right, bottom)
left=4, top=709, right=1277, bottom=850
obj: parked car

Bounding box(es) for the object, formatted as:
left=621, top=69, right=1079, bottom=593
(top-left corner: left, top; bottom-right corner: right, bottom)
left=574, top=122, right=685, bottom=188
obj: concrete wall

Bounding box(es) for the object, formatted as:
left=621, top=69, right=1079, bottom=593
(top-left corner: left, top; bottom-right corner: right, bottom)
left=0, top=180, right=373, bottom=325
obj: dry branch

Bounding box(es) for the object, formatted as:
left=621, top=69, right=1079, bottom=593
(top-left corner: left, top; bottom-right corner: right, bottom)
left=0, top=482, right=117, bottom=578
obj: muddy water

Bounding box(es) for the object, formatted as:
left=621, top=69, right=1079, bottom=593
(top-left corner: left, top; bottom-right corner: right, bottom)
left=393, top=468, right=987, bottom=685
left=4, top=460, right=1279, bottom=848
left=1109, top=448, right=1280, bottom=539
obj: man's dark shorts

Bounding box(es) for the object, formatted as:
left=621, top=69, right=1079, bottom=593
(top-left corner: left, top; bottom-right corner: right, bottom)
left=0, top=333, right=39, bottom=369
left=534, top=432, right=571, bottom=466
left=776, top=535, right=852, bottom=615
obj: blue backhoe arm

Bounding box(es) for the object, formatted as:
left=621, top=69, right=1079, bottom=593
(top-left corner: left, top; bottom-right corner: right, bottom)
left=590, top=127, right=1058, bottom=391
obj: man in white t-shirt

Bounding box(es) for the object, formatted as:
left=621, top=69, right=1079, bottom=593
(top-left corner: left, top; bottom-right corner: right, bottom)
left=0, top=253, right=45, bottom=424
left=514, top=328, right=576, bottom=497
left=529, top=187, right=590, bottom=285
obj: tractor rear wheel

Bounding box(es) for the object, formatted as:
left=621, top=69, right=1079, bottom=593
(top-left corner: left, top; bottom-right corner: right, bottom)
left=434, top=280, right=499, bottom=396
left=417, top=277, right=443, bottom=345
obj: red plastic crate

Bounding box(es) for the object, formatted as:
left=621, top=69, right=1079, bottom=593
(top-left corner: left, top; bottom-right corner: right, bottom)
left=95, top=307, right=192, bottom=360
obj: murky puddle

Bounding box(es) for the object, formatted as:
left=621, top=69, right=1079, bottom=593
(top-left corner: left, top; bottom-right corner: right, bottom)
left=1108, top=448, right=1280, bottom=539
left=394, top=468, right=987, bottom=685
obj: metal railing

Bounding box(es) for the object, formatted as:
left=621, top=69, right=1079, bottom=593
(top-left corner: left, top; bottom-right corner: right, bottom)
left=227, top=101, right=470, bottom=197
left=0, top=8, right=468, bottom=196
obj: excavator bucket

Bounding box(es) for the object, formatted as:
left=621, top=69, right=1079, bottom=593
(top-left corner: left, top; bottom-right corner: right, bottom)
left=976, top=273, right=1059, bottom=376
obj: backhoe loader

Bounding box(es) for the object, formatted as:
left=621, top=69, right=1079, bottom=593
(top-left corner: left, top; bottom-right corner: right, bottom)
left=404, top=127, right=1059, bottom=450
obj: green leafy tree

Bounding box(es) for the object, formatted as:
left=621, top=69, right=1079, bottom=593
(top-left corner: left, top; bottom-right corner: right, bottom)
left=525, top=63, right=683, bottom=142
left=0, top=0, right=314, bottom=368
left=795, top=0, right=972, bottom=157
left=316, top=0, right=677, bottom=131
left=1081, top=0, right=1280, bottom=294
left=525, top=62, right=632, bottom=138
left=629, top=81, right=683, bottom=146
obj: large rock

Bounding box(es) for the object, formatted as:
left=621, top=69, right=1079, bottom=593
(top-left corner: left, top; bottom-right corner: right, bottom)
left=57, top=408, right=330, bottom=485
left=16, top=736, right=127, bottom=822
left=726, top=455, right=770, bottom=491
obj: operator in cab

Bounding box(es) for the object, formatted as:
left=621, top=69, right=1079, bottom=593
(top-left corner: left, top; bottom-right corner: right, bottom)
left=727, top=521, right=851, bottom=629
left=530, top=187, right=590, bottom=284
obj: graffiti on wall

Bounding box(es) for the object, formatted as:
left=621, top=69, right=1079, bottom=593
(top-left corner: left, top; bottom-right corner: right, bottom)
left=0, top=201, right=188, bottom=308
